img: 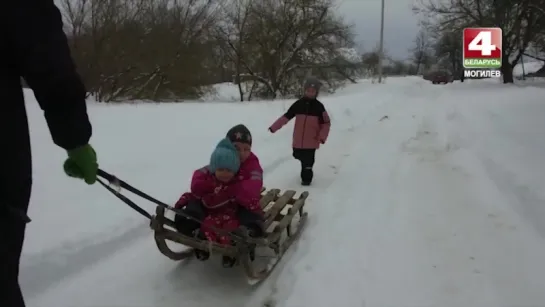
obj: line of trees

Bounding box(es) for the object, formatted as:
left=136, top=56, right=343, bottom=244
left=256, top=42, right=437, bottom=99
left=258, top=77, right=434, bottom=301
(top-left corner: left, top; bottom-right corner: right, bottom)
left=411, top=0, right=545, bottom=84
left=60, top=0, right=367, bottom=102
left=58, top=0, right=545, bottom=102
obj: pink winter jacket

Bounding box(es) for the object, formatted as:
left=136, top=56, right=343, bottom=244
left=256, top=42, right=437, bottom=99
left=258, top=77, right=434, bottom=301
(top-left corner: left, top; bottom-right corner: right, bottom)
left=269, top=97, right=331, bottom=149
left=231, top=152, right=263, bottom=213
left=175, top=152, right=263, bottom=215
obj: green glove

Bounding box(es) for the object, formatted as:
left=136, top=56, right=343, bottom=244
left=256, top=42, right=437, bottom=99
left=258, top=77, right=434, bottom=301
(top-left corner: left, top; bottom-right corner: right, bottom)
left=63, top=144, right=98, bottom=184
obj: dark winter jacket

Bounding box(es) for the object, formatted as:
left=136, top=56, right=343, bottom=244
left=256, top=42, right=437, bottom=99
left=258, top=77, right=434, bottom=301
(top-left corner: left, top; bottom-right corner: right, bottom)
left=2, top=0, right=92, bottom=206
left=269, top=97, right=331, bottom=149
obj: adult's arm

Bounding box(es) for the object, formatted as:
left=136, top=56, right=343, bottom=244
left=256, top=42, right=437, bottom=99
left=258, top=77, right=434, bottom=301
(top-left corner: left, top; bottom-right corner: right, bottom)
left=8, top=0, right=92, bottom=150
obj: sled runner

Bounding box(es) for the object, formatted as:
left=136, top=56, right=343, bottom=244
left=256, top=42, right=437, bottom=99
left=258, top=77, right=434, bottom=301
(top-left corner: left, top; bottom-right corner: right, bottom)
left=150, top=187, right=309, bottom=282
left=95, top=169, right=309, bottom=283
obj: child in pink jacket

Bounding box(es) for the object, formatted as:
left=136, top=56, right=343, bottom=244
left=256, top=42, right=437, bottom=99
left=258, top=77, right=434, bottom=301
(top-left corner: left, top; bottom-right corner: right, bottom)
left=174, top=125, right=264, bottom=267
left=268, top=77, right=331, bottom=185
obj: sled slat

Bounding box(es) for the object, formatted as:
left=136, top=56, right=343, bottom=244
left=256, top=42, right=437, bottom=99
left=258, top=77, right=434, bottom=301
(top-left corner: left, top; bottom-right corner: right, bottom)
left=272, top=191, right=308, bottom=237
left=162, top=217, right=177, bottom=229
left=260, top=189, right=280, bottom=209
left=264, top=190, right=296, bottom=228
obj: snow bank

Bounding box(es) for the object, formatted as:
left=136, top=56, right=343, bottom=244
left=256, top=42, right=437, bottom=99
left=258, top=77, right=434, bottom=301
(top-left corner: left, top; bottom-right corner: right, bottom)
left=201, top=82, right=243, bottom=102
left=512, top=60, right=544, bottom=76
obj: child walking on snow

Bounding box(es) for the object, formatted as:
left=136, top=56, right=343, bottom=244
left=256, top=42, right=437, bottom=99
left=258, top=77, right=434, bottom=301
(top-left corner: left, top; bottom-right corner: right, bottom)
left=268, top=77, right=331, bottom=185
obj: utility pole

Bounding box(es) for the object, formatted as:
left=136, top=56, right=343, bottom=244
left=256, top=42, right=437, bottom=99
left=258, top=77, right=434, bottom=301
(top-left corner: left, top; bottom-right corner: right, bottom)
left=377, top=0, right=385, bottom=83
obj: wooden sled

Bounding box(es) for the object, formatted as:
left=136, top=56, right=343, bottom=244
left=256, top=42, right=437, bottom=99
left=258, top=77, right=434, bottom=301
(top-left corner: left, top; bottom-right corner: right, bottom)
left=149, top=187, right=309, bottom=282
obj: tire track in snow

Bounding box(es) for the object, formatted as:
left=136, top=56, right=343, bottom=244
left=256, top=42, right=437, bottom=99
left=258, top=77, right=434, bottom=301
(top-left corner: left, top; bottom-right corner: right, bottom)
left=262, top=155, right=292, bottom=176
left=20, top=222, right=149, bottom=298
left=22, top=79, right=426, bottom=305
left=256, top=83, right=426, bottom=307
left=20, top=126, right=292, bottom=299
left=262, top=83, right=450, bottom=307
left=20, top=131, right=294, bottom=299
left=248, top=90, right=413, bottom=306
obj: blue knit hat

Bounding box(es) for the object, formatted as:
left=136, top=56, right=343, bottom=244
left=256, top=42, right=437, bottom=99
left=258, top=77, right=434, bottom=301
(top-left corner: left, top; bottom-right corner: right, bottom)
left=208, top=138, right=240, bottom=173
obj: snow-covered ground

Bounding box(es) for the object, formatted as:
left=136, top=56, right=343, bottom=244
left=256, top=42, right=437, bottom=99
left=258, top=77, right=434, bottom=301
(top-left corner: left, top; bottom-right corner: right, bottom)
left=513, top=60, right=544, bottom=76
left=21, top=77, right=545, bottom=307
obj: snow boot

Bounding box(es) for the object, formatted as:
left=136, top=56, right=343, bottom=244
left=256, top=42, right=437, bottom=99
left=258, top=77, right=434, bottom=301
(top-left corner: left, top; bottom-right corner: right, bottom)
left=231, top=225, right=261, bottom=261
left=245, top=225, right=265, bottom=261
left=249, top=246, right=256, bottom=261
left=300, top=166, right=313, bottom=186
left=222, top=256, right=237, bottom=268
left=195, top=249, right=210, bottom=261
left=193, top=229, right=210, bottom=261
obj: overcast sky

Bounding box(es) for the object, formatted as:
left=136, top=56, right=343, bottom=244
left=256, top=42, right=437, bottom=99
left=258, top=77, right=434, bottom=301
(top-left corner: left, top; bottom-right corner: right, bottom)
left=337, top=0, right=419, bottom=59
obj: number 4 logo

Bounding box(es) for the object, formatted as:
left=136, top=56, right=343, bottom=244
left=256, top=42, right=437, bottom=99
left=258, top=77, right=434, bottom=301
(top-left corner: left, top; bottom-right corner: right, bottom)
left=463, top=27, right=502, bottom=69
left=468, top=31, right=497, bottom=55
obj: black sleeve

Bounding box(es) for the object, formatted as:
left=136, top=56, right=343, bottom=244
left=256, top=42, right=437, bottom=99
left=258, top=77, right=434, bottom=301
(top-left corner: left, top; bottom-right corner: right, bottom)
left=284, top=100, right=300, bottom=120
left=8, top=0, right=92, bottom=150
left=317, top=100, right=328, bottom=124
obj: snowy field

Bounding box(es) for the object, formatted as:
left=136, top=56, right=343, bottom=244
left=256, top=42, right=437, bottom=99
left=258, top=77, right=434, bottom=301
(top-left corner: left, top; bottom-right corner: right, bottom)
left=21, top=76, right=545, bottom=307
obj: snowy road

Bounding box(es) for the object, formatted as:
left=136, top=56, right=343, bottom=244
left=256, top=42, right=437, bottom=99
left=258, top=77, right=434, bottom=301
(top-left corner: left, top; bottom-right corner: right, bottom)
left=21, top=78, right=545, bottom=307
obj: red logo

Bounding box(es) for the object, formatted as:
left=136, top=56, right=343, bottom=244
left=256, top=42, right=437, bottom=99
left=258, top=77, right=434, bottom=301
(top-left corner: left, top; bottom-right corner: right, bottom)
left=463, top=27, right=502, bottom=69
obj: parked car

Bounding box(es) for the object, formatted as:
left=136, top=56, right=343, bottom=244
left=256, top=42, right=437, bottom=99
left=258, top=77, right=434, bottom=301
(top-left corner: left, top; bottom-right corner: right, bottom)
left=431, top=71, right=453, bottom=84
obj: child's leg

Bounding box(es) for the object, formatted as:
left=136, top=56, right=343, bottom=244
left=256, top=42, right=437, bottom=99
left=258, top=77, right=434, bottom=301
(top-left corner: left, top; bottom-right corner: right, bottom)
left=193, top=215, right=221, bottom=261
left=299, top=149, right=316, bottom=184
left=218, top=218, right=241, bottom=268
left=174, top=199, right=206, bottom=236
left=292, top=148, right=307, bottom=181
left=235, top=207, right=265, bottom=262
left=237, top=207, right=265, bottom=237
left=292, top=148, right=303, bottom=161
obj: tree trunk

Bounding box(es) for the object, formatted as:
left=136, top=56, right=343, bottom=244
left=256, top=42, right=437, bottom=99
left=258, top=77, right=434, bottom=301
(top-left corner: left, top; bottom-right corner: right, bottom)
left=450, top=53, right=456, bottom=74
left=235, top=65, right=244, bottom=102
left=500, top=54, right=514, bottom=83
left=502, top=66, right=514, bottom=83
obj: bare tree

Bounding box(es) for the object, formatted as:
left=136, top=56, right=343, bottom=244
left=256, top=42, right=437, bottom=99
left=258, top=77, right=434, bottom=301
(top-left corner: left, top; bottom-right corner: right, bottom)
left=528, top=1, right=545, bottom=53
left=409, top=29, right=432, bottom=74
left=215, top=0, right=356, bottom=99
left=61, top=0, right=221, bottom=101
left=214, top=0, right=254, bottom=101
left=434, top=30, right=463, bottom=77
left=362, top=51, right=379, bottom=77
left=361, top=44, right=391, bottom=82
left=60, top=0, right=359, bottom=102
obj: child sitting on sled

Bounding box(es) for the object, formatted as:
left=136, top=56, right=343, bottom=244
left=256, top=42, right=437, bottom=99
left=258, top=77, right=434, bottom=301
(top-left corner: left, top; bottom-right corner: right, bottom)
left=268, top=77, right=331, bottom=185
left=173, top=125, right=264, bottom=267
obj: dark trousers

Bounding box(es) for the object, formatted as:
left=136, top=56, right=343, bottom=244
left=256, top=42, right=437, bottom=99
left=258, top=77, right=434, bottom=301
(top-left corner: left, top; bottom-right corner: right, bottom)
left=2, top=81, right=35, bottom=307
left=174, top=199, right=264, bottom=238
left=1, top=178, right=32, bottom=307
left=292, top=148, right=316, bottom=183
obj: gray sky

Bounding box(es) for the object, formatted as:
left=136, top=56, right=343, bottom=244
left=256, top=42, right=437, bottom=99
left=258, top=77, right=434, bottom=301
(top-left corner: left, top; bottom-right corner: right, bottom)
left=337, top=0, right=419, bottom=59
